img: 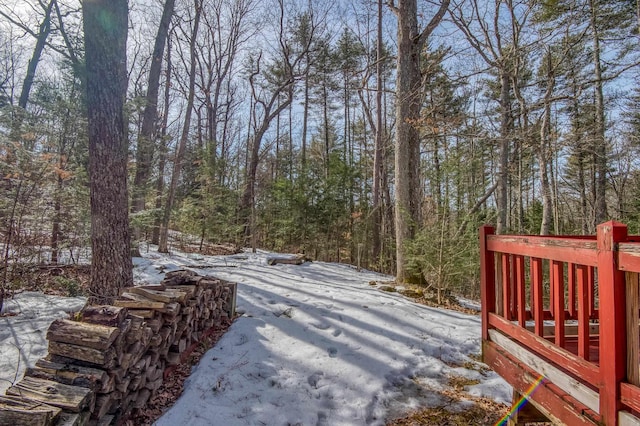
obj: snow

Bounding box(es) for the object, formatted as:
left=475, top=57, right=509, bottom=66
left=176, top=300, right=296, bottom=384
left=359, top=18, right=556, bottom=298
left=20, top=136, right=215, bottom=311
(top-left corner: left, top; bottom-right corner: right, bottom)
left=0, top=249, right=511, bottom=424
left=0, top=292, right=87, bottom=392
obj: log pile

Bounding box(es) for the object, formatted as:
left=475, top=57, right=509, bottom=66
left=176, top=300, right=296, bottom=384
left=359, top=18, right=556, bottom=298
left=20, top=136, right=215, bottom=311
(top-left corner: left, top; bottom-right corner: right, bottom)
left=0, top=270, right=237, bottom=426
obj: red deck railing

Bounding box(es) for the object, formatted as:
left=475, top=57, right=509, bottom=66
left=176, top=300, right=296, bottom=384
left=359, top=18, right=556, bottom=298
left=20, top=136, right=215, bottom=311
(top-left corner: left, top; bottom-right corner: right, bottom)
left=480, top=221, right=640, bottom=425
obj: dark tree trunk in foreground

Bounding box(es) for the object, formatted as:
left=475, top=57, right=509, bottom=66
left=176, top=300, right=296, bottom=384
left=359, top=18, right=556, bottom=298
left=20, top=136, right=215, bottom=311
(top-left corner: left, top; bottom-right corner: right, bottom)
left=83, top=0, right=133, bottom=304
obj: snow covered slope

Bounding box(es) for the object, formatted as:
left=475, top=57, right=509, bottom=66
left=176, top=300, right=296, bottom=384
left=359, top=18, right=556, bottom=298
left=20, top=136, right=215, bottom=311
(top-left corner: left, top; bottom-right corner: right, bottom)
left=150, top=251, right=510, bottom=426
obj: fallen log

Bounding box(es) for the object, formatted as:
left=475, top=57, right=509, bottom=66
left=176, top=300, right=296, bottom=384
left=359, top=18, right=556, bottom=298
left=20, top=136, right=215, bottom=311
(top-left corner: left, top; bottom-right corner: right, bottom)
left=267, top=255, right=306, bottom=266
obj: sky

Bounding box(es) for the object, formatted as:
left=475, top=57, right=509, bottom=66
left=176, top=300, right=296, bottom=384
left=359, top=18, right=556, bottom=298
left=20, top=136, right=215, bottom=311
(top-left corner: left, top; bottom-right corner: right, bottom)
left=0, top=246, right=511, bottom=425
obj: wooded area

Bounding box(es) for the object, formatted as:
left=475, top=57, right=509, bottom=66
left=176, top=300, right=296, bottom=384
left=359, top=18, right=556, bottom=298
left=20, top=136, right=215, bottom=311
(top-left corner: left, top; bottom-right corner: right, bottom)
left=0, top=0, right=639, bottom=301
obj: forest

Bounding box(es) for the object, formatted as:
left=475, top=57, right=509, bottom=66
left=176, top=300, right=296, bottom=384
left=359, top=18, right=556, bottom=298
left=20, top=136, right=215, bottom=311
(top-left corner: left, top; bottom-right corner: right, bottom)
left=0, top=0, right=639, bottom=302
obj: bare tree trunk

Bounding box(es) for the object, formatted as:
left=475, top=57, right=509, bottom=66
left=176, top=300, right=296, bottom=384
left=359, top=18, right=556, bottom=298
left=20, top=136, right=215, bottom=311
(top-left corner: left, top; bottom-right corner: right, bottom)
left=9, top=0, right=54, bottom=145
left=371, top=0, right=384, bottom=266
left=131, top=0, right=175, bottom=222
left=496, top=71, right=512, bottom=235
left=239, top=87, right=293, bottom=242
left=302, top=67, right=310, bottom=170
left=158, top=0, right=202, bottom=253
left=390, top=0, right=449, bottom=282
left=536, top=49, right=554, bottom=235
left=20, top=1, right=54, bottom=109
left=589, top=0, right=607, bottom=226
left=152, top=35, right=173, bottom=246
left=83, top=0, right=133, bottom=304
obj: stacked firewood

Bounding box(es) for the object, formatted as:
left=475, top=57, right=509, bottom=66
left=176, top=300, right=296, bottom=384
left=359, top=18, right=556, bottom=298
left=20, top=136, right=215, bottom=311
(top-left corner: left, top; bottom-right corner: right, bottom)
left=0, top=270, right=237, bottom=426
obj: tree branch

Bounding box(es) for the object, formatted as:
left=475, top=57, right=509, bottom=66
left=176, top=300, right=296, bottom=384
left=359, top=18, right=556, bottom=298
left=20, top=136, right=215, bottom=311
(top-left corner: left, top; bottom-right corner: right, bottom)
left=417, top=0, right=451, bottom=47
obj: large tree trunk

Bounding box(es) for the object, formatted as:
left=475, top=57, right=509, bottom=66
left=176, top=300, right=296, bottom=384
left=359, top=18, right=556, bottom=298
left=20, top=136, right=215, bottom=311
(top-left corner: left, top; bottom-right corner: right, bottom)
left=83, top=0, right=133, bottom=304
left=391, top=0, right=449, bottom=282
left=131, top=0, right=175, bottom=223
left=393, top=0, right=422, bottom=283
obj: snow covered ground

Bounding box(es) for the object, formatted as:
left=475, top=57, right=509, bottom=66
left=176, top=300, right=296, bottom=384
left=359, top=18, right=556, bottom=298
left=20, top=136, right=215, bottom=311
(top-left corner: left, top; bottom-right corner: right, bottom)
left=0, top=248, right=511, bottom=425
left=0, top=292, right=87, bottom=393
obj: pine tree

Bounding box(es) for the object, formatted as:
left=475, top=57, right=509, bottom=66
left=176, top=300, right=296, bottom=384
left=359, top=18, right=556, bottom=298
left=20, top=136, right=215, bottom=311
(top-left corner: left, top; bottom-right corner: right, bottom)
left=82, top=0, right=133, bottom=303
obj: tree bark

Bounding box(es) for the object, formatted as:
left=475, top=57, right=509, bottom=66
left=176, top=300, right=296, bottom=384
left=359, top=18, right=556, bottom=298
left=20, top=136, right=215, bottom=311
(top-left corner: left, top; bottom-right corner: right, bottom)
left=83, top=0, right=133, bottom=304
left=391, top=0, right=449, bottom=282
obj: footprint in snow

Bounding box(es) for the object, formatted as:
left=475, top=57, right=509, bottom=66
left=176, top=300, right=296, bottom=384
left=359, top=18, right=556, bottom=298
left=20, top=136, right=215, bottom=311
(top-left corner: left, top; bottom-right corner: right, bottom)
left=307, top=371, right=324, bottom=388
left=316, top=411, right=328, bottom=426
left=311, top=322, right=331, bottom=330
left=332, top=329, right=342, bottom=337
left=235, top=334, right=248, bottom=346
left=327, top=347, right=338, bottom=358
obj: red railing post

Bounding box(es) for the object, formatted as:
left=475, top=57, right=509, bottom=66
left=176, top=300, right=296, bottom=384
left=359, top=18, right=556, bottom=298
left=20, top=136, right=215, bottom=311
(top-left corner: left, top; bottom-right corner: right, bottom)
left=597, top=221, right=627, bottom=425
left=480, top=225, right=495, bottom=344
left=531, top=257, right=544, bottom=337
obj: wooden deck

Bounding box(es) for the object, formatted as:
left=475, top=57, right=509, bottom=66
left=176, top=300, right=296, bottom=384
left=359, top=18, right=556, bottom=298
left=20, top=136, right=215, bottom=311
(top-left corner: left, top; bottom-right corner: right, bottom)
left=480, top=221, right=640, bottom=425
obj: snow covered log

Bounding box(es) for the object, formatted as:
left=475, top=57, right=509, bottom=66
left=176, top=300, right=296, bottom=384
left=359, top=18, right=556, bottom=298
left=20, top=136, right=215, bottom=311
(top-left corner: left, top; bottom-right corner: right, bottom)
left=266, top=254, right=307, bottom=265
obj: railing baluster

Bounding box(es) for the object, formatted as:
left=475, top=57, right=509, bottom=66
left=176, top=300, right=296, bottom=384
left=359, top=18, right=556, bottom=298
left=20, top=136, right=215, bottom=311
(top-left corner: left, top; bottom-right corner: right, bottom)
left=577, top=264, right=590, bottom=361
left=550, top=258, right=555, bottom=318
left=515, top=255, right=526, bottom=327
left=626, top=271, right=639, bottom=387
left=531, top=257, right=544, bottom=337
left=587, top=266, right=595, bottom=319
left=480, top=225, right=495, bottom=343
left=568, top=263, right=576, bottom=319
left=552, top=260, right=565, bottom=347
left=502, top=253, right=511, bottom=321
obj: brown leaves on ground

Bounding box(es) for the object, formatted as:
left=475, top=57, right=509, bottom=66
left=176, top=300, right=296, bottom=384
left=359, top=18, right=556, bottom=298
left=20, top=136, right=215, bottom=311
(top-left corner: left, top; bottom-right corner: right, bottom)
left=5, top=264, right=91, bottom=298
left=388, top=395, right=509, bottom=426
left=387, top=380, right=510, bottom=426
